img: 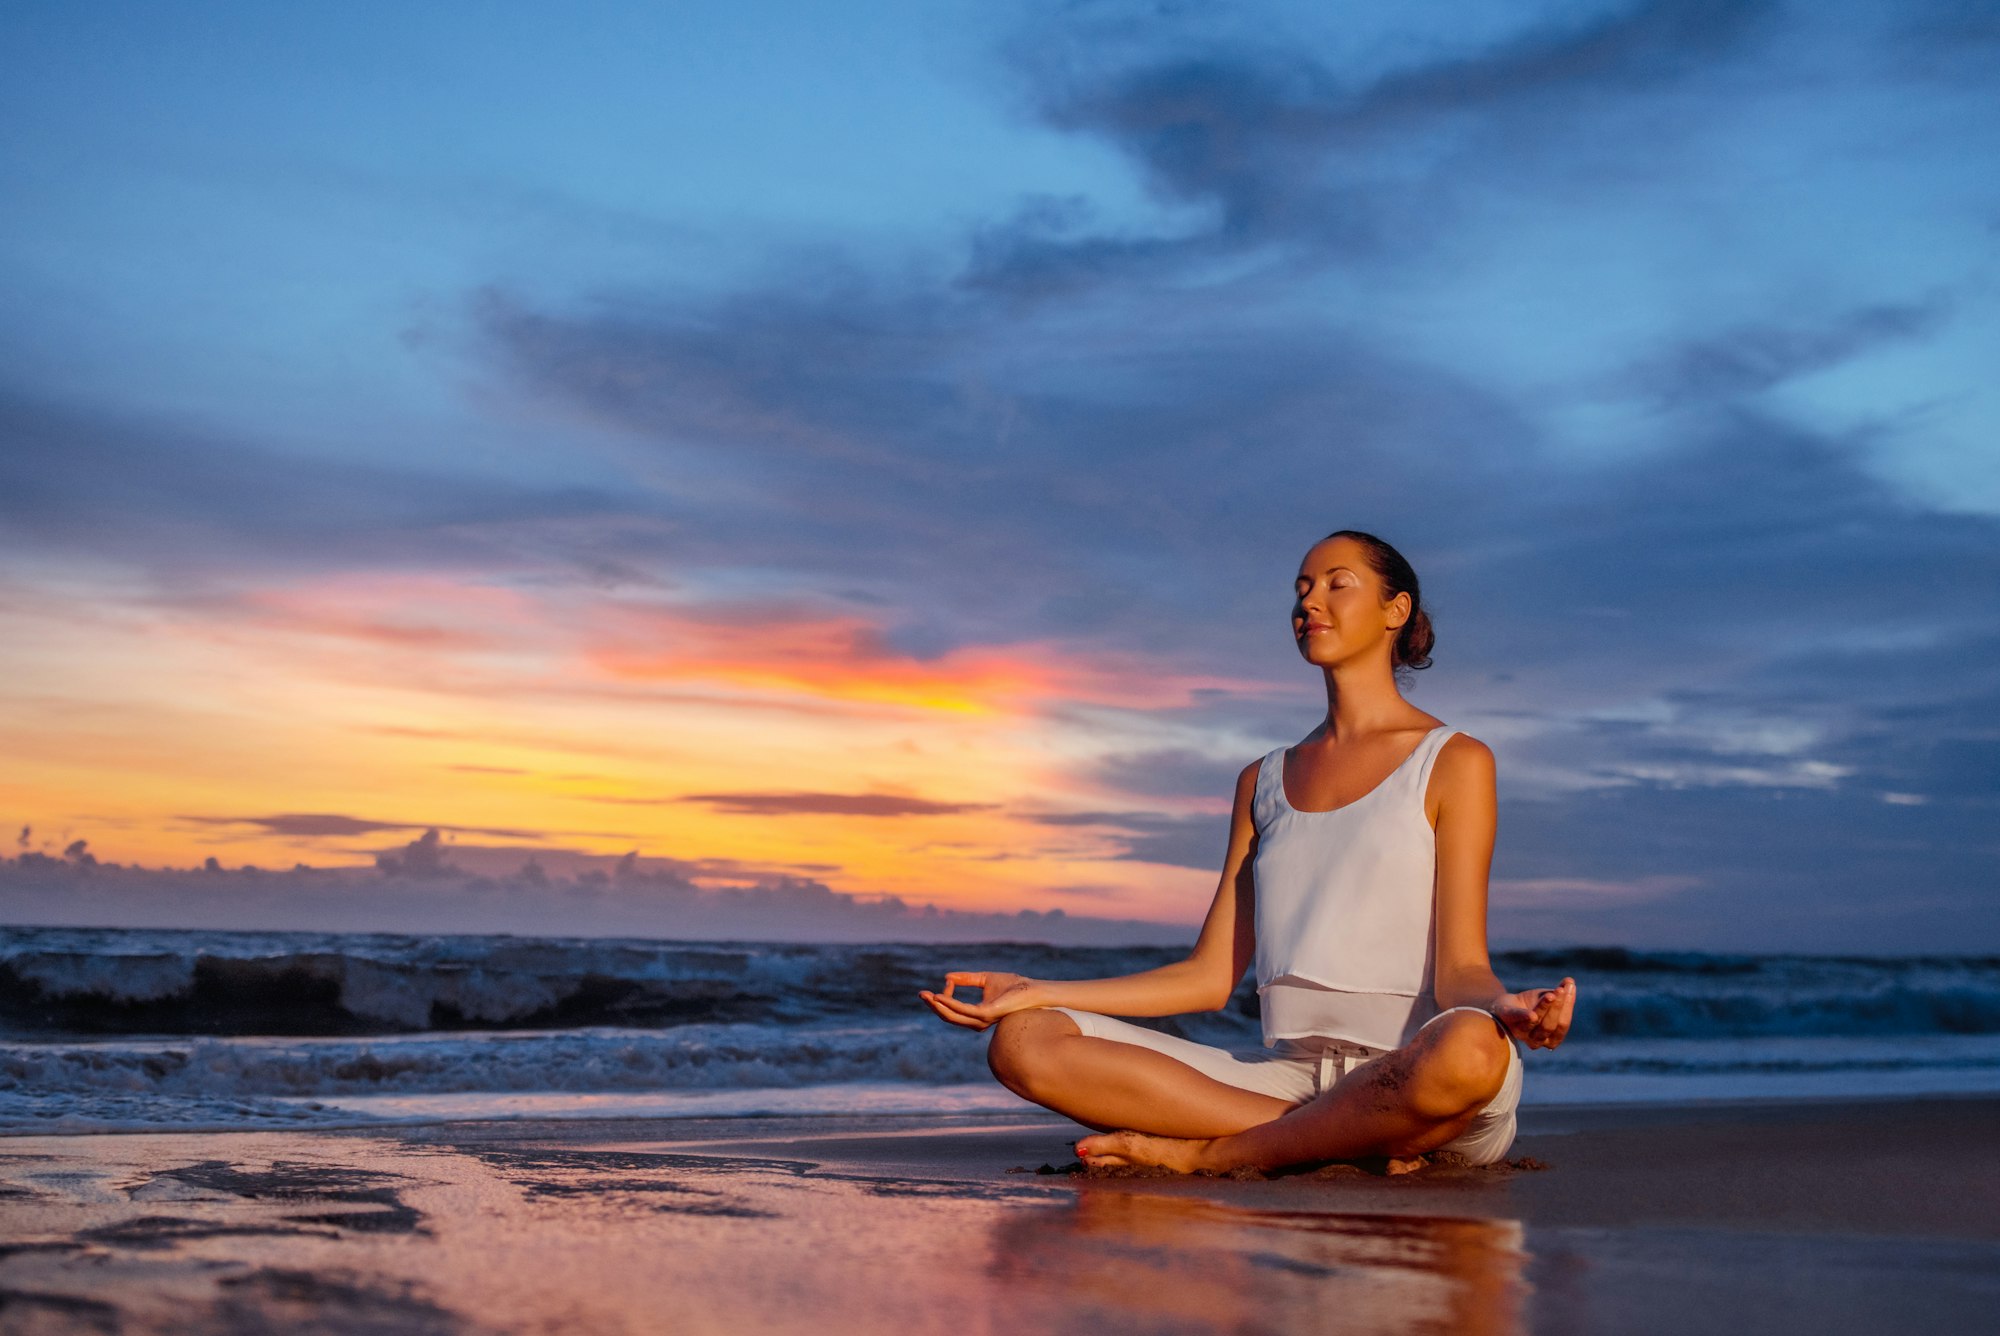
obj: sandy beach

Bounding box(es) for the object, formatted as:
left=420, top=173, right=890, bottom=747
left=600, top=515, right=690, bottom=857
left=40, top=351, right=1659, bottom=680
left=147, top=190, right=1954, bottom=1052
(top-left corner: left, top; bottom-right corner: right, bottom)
left=2, top=1095, right=1996, bottom=1334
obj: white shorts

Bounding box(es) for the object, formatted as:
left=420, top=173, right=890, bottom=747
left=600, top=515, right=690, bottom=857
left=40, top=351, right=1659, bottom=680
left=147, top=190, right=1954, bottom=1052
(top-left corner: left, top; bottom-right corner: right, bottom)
left=1046, top=1003, right=1524, bottom=1166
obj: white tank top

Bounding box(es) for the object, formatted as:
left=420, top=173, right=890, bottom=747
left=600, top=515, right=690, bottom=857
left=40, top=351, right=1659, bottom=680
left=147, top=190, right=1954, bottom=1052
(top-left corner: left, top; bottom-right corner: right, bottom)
left=1250, top=724, right=1458, bottom=1050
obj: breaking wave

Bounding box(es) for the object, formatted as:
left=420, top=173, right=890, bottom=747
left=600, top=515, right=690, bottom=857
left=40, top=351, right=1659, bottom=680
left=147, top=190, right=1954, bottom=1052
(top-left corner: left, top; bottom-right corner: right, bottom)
left=5, top=928, right=1998, bottom=1131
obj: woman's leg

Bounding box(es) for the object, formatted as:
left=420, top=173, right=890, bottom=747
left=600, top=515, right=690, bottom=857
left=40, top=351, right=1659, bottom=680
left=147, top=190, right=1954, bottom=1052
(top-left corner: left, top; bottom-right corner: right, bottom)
left=986, top=1009, right=1300, bottom=1139
left=1075, top=1009, right=1513, bottom=1172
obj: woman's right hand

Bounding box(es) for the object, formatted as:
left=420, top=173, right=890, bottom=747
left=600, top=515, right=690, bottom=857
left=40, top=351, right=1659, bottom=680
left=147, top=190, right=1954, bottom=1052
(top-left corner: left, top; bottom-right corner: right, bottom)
left=919, top=971, right=1040, bottom=1031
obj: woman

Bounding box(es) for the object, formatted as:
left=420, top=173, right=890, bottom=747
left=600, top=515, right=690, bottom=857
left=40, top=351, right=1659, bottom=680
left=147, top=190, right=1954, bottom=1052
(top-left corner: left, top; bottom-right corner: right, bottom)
left=919, top=529, right=1576, bottom=1175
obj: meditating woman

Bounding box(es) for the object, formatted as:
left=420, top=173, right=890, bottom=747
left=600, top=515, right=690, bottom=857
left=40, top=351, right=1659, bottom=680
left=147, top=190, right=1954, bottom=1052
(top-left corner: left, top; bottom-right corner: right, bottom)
left=919, top=529, right=1576, bottom=1174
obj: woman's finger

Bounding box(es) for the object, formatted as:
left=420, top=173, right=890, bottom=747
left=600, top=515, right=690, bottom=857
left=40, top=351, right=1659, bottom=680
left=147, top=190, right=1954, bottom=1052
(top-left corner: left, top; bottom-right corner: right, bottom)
left=922, top=988, right=975, bottom=1013
left=1542, top=981, right=1572, bottom=1031
left=919, top=993, right=988, bottom=1030
left=1531, top=981, right=1575, bottom=1048
left=919, top=993, right=968, bottom=1027
left=1551, top=981, right=1577, bottom=1043
left=1526, top=991, right=1556, bottom=1042
left=941, top=972, right=987, bottom=998
left=931, top=991, right=993, bottom=1023
left=1519, top=991, right=1550, bottom=1047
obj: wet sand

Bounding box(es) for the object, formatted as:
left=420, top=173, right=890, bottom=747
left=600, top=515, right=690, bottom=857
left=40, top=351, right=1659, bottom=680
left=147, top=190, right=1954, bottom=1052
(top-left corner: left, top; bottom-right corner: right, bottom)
left=2, top=1097, right=1996, bottom=1334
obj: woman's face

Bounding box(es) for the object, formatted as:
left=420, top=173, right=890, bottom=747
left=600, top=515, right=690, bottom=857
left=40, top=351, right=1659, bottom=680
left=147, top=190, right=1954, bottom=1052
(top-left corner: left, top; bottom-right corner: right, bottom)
left=1292, top=537, right=1406, bottom=666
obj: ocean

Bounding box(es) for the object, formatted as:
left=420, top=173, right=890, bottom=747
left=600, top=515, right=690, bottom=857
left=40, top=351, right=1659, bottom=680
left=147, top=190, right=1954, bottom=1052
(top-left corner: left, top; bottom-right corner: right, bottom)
left=5, top=926, right=1998, bottom=1135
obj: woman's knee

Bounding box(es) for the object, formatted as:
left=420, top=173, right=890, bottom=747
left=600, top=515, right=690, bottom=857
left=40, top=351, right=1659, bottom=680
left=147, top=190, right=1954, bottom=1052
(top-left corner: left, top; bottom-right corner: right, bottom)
left=1406, top=1011, right=1510, bottom=1120
left=985, top=1008, right=1081, bottom=1096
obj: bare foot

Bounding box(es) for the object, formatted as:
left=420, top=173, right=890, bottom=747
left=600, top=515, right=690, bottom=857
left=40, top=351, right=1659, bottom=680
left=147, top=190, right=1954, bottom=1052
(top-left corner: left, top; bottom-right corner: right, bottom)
left=1384, top=1155, right=1428, bottom=1176
left=1074, top=1130, right=1215, bottom=1174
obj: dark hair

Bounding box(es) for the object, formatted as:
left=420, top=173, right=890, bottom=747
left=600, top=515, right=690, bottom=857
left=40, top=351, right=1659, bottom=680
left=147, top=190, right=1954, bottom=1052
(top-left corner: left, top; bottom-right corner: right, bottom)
left=1320, top=529, right=1434, bottom=674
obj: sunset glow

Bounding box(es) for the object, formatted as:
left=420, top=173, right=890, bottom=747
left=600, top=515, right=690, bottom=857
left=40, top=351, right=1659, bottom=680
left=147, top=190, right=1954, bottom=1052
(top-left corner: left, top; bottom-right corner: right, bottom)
left=3, top=0, right=1995, bottom=952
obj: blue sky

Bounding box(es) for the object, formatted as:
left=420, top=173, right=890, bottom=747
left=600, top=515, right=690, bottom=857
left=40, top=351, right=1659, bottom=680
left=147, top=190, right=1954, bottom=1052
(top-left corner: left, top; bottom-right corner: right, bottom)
left=2, top=0, right=1996, bottom=952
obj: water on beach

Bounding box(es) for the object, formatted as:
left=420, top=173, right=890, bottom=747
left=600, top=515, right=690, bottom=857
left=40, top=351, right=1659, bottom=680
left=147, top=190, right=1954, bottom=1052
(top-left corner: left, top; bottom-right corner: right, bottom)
left=5, top=926, right=1999, bottom=1134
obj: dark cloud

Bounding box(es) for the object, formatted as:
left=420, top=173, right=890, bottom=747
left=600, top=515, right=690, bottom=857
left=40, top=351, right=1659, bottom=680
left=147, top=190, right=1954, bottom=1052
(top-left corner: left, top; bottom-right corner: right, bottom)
left=0, top=390, right=638, bottom=582
left=339, top=838, right=832, bottom=886
left=1024, top=809, right=1227, bottom=871
left=1608, top=300, right=1953, bottom=409
left=1311, top=0, right=1776, bottom=128
left=476, top=281, right=1532, bottom=679
left=374, top=828, right=455, bottom=878
left=1090, top=748, right=1249, bottom=800
left=1889, top=0, right=2000, bottom=73
left=671, top=792, right=999, bottom=818
left=1492, top=771, right=2000, bottom=953
left=0, top=849, right=1180, bottom=945
left=978, top=0, right=1781, bottom=287
left=1438, top=409, right=2000, bottom=690
left=181, top=813, right=545, bottom=840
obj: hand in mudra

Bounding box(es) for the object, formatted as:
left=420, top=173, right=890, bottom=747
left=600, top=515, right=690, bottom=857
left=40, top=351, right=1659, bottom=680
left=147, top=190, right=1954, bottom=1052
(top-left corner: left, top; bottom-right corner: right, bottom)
left=919, top=971, right=1037, bottom=1031
left=1491, top=976, right=1576, bottom=1050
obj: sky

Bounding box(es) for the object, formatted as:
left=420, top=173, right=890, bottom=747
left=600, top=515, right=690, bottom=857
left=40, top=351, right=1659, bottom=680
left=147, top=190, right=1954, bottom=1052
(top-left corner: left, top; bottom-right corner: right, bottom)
left=1, top=0, right=1996, bottom=952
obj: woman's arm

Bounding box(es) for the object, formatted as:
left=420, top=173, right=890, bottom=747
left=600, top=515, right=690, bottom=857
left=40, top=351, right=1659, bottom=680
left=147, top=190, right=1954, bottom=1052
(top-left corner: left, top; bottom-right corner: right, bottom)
left=920, top=759, right=1262, bottom=1029
left=1429, top=734, right=1576, bottom=1049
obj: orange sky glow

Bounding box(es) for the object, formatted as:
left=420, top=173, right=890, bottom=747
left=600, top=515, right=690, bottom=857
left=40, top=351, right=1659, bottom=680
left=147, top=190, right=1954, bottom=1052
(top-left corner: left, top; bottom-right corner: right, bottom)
left=1, top=567, right=1296, bottom=925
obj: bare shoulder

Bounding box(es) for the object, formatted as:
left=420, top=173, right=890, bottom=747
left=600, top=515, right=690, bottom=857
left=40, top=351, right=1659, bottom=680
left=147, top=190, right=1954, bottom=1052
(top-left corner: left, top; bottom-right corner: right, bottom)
left=1231, top=755, right=1263, bottom=807
left=1432, top=731, right=1496, bottom=803
left=1437, top=730, right=1495, bottom=769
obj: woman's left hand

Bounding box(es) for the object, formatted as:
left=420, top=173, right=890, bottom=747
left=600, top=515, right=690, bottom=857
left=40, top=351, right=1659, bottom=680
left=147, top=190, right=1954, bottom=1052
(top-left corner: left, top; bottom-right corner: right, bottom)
left=1491, top=977, right=1576, bottom=1050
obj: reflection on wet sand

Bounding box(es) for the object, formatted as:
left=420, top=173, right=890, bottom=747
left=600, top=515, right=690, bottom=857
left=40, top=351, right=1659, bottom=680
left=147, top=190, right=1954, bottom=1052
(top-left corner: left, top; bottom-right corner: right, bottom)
left=0, top=1127, right=1532, bottom=1334
left=990, top=1188, right=1529, bottom=1336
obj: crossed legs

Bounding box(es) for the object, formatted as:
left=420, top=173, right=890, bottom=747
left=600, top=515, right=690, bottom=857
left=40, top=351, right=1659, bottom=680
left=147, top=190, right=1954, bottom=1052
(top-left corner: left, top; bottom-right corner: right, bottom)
left=987, top=1008, right=1512, bottom=1174
left=985, top=1009, right=1298, bottom=1138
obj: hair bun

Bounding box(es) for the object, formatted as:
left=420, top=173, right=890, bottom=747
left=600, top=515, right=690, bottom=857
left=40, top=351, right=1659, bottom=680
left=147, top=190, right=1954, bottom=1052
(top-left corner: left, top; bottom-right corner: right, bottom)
left=1399, top=607, right=1434, bottom=671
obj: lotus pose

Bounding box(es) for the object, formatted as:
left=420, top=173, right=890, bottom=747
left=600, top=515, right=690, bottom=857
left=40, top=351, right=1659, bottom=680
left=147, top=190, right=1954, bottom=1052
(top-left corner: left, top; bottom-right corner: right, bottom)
left=921, top=530, right=1576, bottom=1174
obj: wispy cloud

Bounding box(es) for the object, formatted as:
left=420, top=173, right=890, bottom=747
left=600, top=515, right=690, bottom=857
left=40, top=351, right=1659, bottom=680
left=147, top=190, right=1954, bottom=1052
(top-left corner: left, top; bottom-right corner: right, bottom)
left=179, top=813, right=545, bottom=840
left=1604, top=299, right=1953, bottom=410
left=1022, top=809, right=1227, bottom=871
left=0, top=392, right=631, bottom=582
left=648, top=792, right=996, bottom=817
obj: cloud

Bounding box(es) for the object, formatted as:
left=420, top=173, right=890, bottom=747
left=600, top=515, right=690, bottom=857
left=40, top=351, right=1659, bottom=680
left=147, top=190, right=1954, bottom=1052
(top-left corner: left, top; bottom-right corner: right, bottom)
left=473, top=277, right=1536, bottom=690
left=1606, top=299, right=1953, bottom=409
left=1023, top=809, right=1227, bottom=871
left=0, top=847, right=1182, bottom=946
left=661, top=792, right=998, bottom=818
left=0, top=390, right=636, bottom=584
left=180, top=813, right=545, bottom=840
left=373, top=828, right=455, bottom=878
left=978, top=0, right=1782, bottom=286
left=1488, top=766, right=2000, bottom=953
left=578, top=596, right=1282, bottom=713
left=1089, top=747, right=1248, bottom=801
